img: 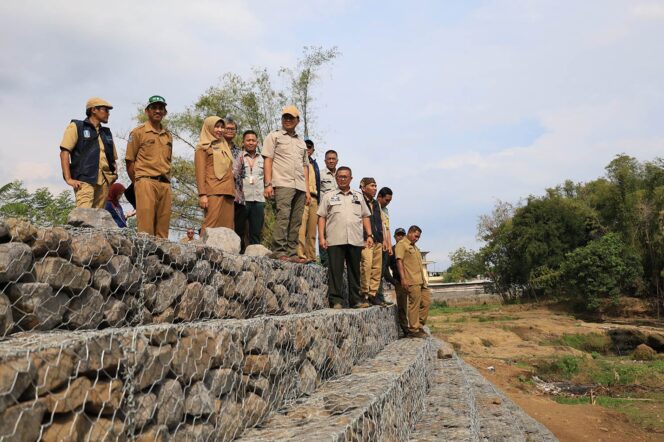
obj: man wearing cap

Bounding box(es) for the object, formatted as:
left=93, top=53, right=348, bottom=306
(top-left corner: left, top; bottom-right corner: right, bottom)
left=262, top=105, right=311, bottom=261
left=318, top=166, right=373, bottom=308
left=395, top=225, right=431, bottom=338
left=359, top=177, right=389, bottom=306
left=125, top=95, right=173, bottom=238
left=59, top=97, right=118, bottom=208
left=297, top=138, right=320, bottom=262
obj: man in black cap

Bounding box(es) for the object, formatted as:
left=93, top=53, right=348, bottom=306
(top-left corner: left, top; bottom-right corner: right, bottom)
left=59, top=97, right=118, bottom=208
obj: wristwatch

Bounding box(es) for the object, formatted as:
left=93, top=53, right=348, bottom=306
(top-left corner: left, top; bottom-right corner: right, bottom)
left=367, top=234, right=373, bottom=239
left=264, top=182, right=272, bottom=188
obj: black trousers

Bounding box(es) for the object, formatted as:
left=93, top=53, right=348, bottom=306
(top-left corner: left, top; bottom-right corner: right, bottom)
left=327, top=244, right=363, bottom=307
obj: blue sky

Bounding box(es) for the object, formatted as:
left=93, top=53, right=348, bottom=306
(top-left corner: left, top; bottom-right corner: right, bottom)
left=1, top=0, right=663, bottom=268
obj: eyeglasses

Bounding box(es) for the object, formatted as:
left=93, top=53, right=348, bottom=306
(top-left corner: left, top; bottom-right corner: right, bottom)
left=281, top=115, right=296, bottom=121
left=95, top=106, right=111, bottom=112
left=224, top=127, right=237, bottom=132
left=336, top=175, right=351, bottom=180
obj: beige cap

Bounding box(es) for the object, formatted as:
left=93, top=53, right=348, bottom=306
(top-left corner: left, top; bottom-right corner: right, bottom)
left=85, top=97, right=113, bottom=110
left=281, top=105, right=300, bottom=118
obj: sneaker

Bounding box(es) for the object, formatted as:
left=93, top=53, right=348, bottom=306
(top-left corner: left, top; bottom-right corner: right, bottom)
left=369, top=296, right=382, bottom=306
left=353, top=302, right=370, bottom=309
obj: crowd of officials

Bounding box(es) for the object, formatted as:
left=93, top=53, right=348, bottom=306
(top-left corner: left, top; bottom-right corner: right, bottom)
left=58, top=96, right=431, bottom=337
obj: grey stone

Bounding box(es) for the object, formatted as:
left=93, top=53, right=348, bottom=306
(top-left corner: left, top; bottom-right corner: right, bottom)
left=242, top=375, right=271, bottom=396
left=0, top=220, right=8, bottom=242
left=234, top=271, right=257, bottom=301
left=306, top=337, right=334, bottom=370
left=92, top=268, right=113, bottom=296
left=0, top=357, right=35, bottom=414
left=171, top=331, right=218, bottom=383
left=203, top=368, right=241, bottom=397
left=7, top=282, right=68, bottom=331
left=298, top=359, right=318, bottom=395
left=70, top=232, right=114, bottom=267
left=0, top=242, right=33, bottom=283
left=27, top=346, right=78, bottom=396
left=188, top=259, right=212, bottom=283
left=33, top=256, right=90, bottom=292
left=203, top=227, right=241, bottom=254
left=3, top=218, right=37, bottom=244
left=159, top=242, right=198, bottom=270
left=102, top=255, right=141, bottom=293
left=102, top=297, right=128, bottom=326
left=214, top=329, right=244, bottom=369
left=65, top=287, right=104, bottom=329
left=241, top=392, right=268, bottom=427
left=132, top=392, right=157, bottom=429
left=0, top=401, right=46, bottom=442
left=245, top=322, right=277, bottom=354
left=0, top=294, right=14, bottom=336
left=154, top=271, right=187, bottom=313
left=105, top=230, right=134, bottom=257
left=155, top=379, right=185, bottom=430
left=43, top=376, right=92, bottom=413
left=184, top=381, right=215, bottom=416
left=171, top=423, right=215, bottom=442
left=42, top=413, right=90, bottom=442
left=175, top=282, right=204, bottom=321
left=215, top=296, right=229, bottom=318
left=244, top=244, right=271, bottom=257
left=67, top=207, right=118, bottom=229
left=143, top=255, right=172, bottom=282
left=31, top=227, right=70, bottom=258
left=135, top=345, right=172, bottom=391
left=87, top=418, right=126, bottom=442
left=136, top=425, right=169, bottom=442
left=226, top=300, right=246, bottom=318
left=152, top=307, right=174, bottom=324
left=220, top=255, right=243, bottom=275
left=211, top=273, right=236, bottom=299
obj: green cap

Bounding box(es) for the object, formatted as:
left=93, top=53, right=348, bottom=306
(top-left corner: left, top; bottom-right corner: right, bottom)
left=146, top=95, right=167, bottom=109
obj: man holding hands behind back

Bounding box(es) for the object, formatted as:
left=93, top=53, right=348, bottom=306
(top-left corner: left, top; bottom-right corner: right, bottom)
left=318, top=166, right=373, bottom=309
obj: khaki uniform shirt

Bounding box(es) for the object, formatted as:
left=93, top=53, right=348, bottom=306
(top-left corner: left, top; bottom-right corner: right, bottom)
left=194, top=147, right=235, bottom=197
left=261, top=129, right=307, bottom=191
left=319, top=168, right=338, bottom=195
left=317, top=189, right=370, bottom=247
left=307, top=163, right=317, bottom=195
left=125, top=123, right=173, bottom=179
left=395, top=237, right=425, bottom=286
left=60, top=122, right=118, bottom=185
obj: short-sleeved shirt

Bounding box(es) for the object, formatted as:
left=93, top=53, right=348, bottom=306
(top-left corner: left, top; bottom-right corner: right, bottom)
left=317, top=189, right=370, bottom=247
left=242, top=151, right=265, bottom=203
left=230, top=143, right=245, bottom=204
left=395, top=237, right=425, bottom=286
left=320, top=168, right=338, bottom=195
left=261, top=129, right=308, bottom=191
left=60, top=122, right=118, bottom=185
left=125, top=122, right=173, bottom=179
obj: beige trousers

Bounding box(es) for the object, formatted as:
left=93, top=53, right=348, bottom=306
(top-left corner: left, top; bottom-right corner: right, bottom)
left=135, top=178, right=171, bottom=238
left=404, top=284, right=431, bottom=334
left=297, top=198, right=318, bottom=260
left=360, top=242, right=383, bottom=298
left=74, top=181, right=109, bottom=209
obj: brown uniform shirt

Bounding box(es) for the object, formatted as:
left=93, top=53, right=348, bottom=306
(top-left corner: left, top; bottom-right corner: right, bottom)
left=60, top=122, right=118, bottom=185
left=261, top=129, right=308, bottom=191
left=395, top=237, right=425, bottom=286
left=194, top=147, right=235, bottom=197
left=317, top=189, right=370, bottom=247
left=125, top=122, right=173, bottom=179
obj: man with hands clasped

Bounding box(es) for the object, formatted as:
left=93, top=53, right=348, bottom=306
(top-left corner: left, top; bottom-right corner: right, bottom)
left=317, top=166, right=373, bottom=309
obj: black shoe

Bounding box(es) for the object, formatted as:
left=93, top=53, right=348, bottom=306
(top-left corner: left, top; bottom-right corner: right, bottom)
left=369, top=296, right=382, bottom=306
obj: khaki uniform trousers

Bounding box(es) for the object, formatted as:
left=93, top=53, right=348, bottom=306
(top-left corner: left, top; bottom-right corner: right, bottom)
left=396, top=284, right=431, bottom=334
left=272, top=187, right=306, bottom=258
left=360, top=242, right=383, bottom=298
left=135, top=178, right=171, bottom=238
left=74, top=181, right=109, bottom=209
left=202, top=195, right=234, bottom=235
left=297, top=198, right=318, bottom=260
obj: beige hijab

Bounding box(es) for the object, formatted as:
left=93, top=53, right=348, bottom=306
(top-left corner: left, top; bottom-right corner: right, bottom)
left=196, top=116, right=232, bottom=180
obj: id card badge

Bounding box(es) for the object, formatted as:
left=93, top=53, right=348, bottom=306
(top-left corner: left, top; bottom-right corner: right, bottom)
left=330, top=196, right=342, bottom=206
left=249, top=176, right=255, bottom=185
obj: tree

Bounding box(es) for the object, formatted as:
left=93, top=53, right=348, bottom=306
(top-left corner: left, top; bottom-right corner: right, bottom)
left=0, top=181, right=75, bottom=225
left=445, top=247, right=485, bottom=282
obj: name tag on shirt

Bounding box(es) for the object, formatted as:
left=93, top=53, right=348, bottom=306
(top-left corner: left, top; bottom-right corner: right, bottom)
left=330, top=196, right=341, bottom=206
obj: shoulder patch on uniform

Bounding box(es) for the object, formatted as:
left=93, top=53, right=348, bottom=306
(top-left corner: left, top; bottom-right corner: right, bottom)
left=128, top=133, right=134, bottom=142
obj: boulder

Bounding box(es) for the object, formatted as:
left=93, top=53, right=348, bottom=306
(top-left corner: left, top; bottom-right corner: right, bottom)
left=184, top=381, right=215, bottom=416
left=7, top=282, right=68, bottom=331
left=171, top=423, right=215, bottom=442
left=241, top=392, right=268, bottom=427
left=0, top=294, right=14, bottom=336
left=244, top=244, right=271, bottom=257
left=0, top=242, right=33, bottom=283
left=159, top=242, right=197, bottom=270
left=188, top=259, right=212, bottom=283
left=298, top=359, right=318, bottom=395
left=154, top=271, right=187, bottom=313
left=87, top=418, right=125, bottom=442
left=132, top=392, right=157, bottom=429
left=3, top=218, right=37, bottom=243
left=86, top=379, right=124, bottom=414
left=135, top=345, right=172, bottom=391
left=155, top=379, right=185, bottom=430
left=31, top=227, right=70, bottom=258
left=70, top=232, right=114, bottom=267
left=102, top=255, right=141, bottom=293
left=136, top=425, right=169, bottom=442
left=0, top=401, right=46, bottom=442
left=92, top=268, right=113, bottom=296
left=234, top=271, right=257, bottom=301
left=203, top=368, right=241, bottom=397
left=28, top=346, right=78, bottom=396
left=203, top=227, right=241, bottom=254
left=171, top=332, right=218, bottom=383
left=42, top=413, right=90, bottom=442
left=33, top=256, right=90, bottom=292
left=67, top=207, right=118, bottom=229
left=43, top=376, right=92, bottom=413
left=0, top=357, right=35, bottom=414
left=143, top=255, right=173, bottom=282
left=102, top=297, right=129, bottom=326
left=65, top=287, right=104, bottom=329
left=633, top=343, right=656, bottom=361
left=175, top=282, right=204, bottom=321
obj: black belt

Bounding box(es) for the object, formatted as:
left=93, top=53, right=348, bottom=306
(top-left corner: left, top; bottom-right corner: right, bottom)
left=142, top=176, right=170, bottom=184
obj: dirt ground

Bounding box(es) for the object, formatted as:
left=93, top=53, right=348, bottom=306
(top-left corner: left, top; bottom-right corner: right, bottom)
left=429, top=302, right=664, bottom=442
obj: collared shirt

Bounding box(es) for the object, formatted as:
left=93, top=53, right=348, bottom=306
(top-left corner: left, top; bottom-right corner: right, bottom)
left=320, top=167, right=338, bottom=195
left=60, top=121, right=118, bottom=185
left=395, top=237, right=425, bottom=286
left=194, top=145, right=235, bottom=197
left=125, top=122, right=173, bottom=179
left=317, top=189, right=370, bottom=247
left=261, top=129, right=308, bottom=191
left=242, top=151, right=265, bottom=203
left=381, top=206, right=390, bottom=231
left=230, top=143, right=245, bottom=204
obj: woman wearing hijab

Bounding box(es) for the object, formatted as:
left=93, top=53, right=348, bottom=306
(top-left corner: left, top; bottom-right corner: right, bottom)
left=105, top=183, right=135, bottom=228
left=195, top=116, right=236, bottom=234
